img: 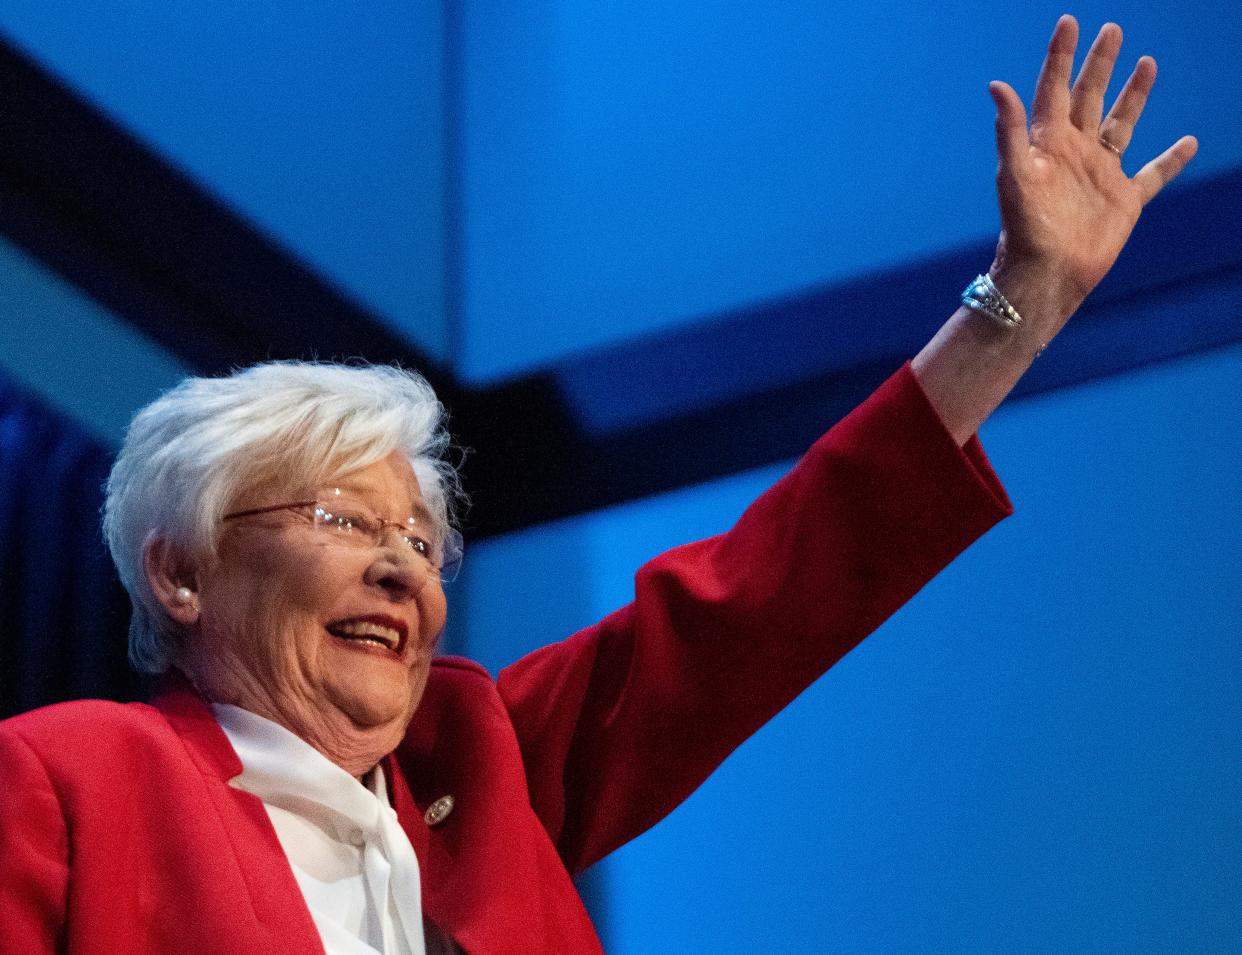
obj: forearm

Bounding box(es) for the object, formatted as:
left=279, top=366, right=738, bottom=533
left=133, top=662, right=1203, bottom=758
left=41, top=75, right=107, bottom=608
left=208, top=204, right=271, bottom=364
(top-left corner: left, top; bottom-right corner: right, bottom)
left=504, top=362, right=1013, bottom=873
left=911, top=259, right=1085, bottom=446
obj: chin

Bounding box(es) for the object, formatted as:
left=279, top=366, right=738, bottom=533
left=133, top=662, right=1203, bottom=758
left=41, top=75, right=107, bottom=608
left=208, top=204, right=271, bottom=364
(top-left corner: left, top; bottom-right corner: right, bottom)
left=327, top=675, right=417, bottom=731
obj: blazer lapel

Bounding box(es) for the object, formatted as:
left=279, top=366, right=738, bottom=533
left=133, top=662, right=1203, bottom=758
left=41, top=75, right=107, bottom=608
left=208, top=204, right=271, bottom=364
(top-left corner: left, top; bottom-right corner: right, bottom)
left=153, top=673, right=327, bottom=955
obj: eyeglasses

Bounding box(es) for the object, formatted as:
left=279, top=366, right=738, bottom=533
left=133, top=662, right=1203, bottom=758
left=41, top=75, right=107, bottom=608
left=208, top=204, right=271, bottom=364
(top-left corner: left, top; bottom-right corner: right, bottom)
left=222, top=494, right=464, bottom=583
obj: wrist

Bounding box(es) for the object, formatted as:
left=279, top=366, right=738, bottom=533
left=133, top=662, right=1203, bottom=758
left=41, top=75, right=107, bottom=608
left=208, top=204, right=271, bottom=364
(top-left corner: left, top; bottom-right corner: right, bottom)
left=987, top=258, right=1086, bottom=339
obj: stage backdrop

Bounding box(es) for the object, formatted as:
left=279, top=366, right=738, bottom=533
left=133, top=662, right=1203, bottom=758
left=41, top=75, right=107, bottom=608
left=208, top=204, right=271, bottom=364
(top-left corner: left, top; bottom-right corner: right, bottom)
left=0, top=0, right=1238, bottom=951
left=460, top=341, right=1242, bottom=953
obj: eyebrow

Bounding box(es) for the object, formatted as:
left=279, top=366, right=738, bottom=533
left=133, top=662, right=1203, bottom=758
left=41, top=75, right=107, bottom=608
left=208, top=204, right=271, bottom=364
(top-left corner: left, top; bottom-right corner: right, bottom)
left=405, top=499, right=438, bottom=527
left=329, top=482, right=438, bottom=525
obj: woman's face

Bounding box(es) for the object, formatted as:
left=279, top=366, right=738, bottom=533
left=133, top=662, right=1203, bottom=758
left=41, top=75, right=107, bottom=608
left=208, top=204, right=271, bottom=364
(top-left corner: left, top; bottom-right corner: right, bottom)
left=184, top=451, right=448, bottom=761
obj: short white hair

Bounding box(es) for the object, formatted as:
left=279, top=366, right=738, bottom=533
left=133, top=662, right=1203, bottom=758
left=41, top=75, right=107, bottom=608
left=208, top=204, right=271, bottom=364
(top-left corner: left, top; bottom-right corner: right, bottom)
left=103, top=360, right=464, bottom=674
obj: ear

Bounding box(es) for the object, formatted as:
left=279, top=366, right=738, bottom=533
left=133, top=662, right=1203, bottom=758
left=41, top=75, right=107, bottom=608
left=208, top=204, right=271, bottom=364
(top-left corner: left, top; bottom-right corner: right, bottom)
left=143, top=536, right=201, bottom=627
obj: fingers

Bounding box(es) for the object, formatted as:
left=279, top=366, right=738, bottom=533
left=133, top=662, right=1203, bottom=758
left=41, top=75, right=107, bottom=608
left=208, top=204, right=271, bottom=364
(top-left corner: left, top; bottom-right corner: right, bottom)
left=1069, top=23, right=1122, bottom=132
left=1134, top=136, right=1198, bottom=206
left=1031, top=14, right=1078, bottom=127
left=1099, top=56, right=1157, bottom=155
left=989, top=81, right=1029, bottom=172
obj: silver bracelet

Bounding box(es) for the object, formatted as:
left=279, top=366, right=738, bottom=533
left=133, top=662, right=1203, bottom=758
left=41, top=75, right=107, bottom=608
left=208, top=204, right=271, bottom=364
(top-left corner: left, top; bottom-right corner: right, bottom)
left=962, top=273, right=1023, bottom=330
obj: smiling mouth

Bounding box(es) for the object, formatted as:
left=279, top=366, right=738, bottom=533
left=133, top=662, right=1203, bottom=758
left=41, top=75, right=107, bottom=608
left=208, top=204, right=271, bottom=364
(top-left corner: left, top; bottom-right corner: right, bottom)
left=325, top=616, right=408, bottom=655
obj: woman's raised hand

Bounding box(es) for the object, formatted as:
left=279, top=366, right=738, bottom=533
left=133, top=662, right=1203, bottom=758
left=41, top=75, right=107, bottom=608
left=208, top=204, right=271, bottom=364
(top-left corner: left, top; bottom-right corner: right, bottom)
left=987, top=15, right=1197, bottom=313
left=911, top=15, right=1197, bottom=445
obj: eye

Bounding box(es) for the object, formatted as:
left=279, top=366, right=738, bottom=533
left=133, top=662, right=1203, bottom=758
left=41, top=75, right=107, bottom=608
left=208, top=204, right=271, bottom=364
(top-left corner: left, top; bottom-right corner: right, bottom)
left=402, top=533, right=433, bottom=559
left=396, top=520, right=438, bottom=562
left=317, top=505, right=379, bottom=536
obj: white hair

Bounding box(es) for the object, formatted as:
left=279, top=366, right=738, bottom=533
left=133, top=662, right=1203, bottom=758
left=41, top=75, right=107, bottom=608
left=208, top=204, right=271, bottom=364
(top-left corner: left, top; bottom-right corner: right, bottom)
left=103, top=360, right=464, bottom=674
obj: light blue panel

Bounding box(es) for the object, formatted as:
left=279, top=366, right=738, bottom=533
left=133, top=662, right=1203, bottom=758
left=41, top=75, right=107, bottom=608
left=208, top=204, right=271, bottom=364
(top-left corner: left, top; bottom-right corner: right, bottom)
left=463, top=342, right=1242, bottom=951
left=454, top=514, right=598, bottom=677
left=0, top=1, right=449, bottom=360
left=459, top=0, right=1239, bottom=382
left=0, top=236, right=190, bottom=446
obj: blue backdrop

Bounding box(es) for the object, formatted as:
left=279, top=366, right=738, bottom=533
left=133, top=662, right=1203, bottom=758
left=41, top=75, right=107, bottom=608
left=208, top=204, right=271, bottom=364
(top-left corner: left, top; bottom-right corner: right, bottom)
left=0, top=1, right=1238, bottom=950
left=462, top=342, right=1242, bottom=952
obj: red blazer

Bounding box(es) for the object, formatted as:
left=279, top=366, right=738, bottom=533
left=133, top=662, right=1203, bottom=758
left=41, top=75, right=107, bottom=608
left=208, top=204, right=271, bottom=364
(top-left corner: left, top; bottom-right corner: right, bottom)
left=0, top=363, right=1011, bottom=954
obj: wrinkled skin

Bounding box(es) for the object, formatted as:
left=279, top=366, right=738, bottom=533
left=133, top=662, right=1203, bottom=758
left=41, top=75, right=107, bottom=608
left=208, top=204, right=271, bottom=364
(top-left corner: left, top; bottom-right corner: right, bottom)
left=912, top=15, right=1198, bottom=446
left=987, top=15, right=1197, bottom=317
left=162, top=451, right=448, bottom=779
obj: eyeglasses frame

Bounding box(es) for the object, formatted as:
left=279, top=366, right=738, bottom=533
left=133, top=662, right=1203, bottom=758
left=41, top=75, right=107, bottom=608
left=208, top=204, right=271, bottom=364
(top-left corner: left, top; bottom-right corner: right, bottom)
left=221, top=498, right=464, bottom=582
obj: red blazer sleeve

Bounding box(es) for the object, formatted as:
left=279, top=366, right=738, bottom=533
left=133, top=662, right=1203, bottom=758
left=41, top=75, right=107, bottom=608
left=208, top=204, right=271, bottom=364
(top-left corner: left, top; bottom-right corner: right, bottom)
left=496, top=361, right=1014, bottom=874
left=0, top=726, right=69, bottom=954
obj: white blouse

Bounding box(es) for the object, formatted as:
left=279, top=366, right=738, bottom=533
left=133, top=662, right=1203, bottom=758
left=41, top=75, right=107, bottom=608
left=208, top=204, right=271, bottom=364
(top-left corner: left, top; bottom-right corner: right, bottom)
left=213, top=704, right=458, bottom=955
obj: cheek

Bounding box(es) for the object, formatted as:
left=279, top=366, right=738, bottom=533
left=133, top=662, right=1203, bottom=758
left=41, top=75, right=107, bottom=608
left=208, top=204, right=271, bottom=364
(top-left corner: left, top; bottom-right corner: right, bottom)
left=209, top=540, right=355, bottom=655
left=265, top=539, right=353, bottom=604
left=422, top=585, right=449, bottom=645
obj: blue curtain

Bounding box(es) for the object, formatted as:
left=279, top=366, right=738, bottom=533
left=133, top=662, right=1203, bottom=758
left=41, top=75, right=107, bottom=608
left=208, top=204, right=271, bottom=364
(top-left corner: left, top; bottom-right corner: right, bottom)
left=0, top=374, right=145, bottom=718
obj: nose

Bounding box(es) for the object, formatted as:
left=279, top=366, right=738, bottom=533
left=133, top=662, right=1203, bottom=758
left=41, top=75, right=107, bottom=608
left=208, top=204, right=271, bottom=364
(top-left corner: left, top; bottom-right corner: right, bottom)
left=363, top=545, right=429, bottom=601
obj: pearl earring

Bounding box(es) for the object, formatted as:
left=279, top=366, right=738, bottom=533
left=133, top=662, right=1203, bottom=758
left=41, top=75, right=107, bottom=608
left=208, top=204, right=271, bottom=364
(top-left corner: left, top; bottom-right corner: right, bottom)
left=176, top=586, right=194, bottom=602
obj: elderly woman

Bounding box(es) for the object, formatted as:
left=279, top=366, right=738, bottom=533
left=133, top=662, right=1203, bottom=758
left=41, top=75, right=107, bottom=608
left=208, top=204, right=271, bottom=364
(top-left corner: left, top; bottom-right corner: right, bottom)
left=0, top=16, right=1195, bottom=955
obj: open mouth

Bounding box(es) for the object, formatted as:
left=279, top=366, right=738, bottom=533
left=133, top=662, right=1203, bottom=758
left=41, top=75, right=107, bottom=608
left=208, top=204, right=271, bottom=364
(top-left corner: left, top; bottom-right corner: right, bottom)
left=325, top=615, right=408, bottom=656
